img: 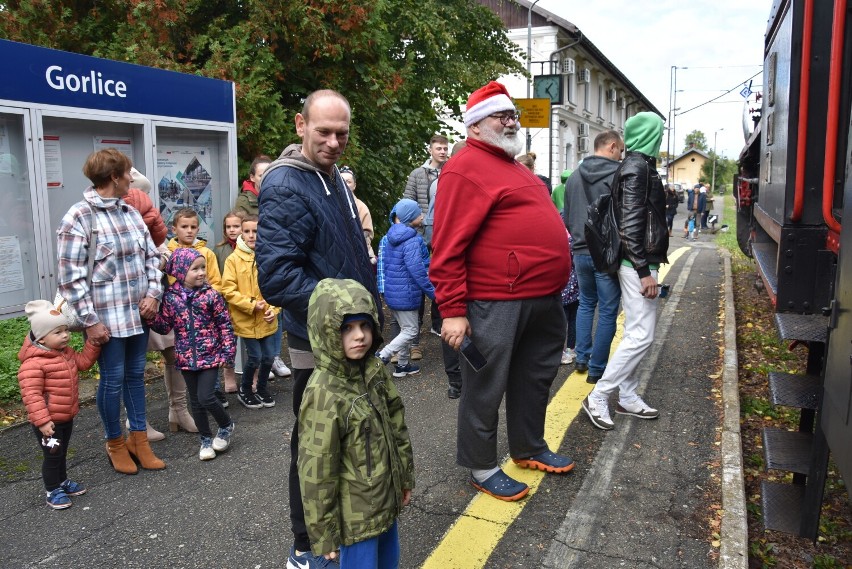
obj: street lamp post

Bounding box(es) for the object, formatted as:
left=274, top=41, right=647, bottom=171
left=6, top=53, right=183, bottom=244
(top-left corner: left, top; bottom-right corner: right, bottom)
left=667, top=66, right=686, bottom=177
left=526, top=0, right=541, bottom=153
left=712, top=128, right=724, bottom=194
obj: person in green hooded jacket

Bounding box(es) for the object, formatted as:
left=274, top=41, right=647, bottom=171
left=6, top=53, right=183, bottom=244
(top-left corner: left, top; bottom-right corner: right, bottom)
left=551, top=168, right=572, bottom=213
left=298, top=278, right=414, bottom=566
left=582, top=112, right=667, bottom=432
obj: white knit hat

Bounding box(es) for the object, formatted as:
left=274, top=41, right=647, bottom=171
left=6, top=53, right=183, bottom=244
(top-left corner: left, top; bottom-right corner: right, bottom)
left=130, top=167, right=152, bottom=194
left=25, top=299, right=69, bottom=341
left=464, top=81, right=516, bottom=127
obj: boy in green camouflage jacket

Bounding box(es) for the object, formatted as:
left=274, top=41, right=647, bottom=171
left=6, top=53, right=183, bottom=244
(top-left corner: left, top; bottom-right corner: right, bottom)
left=299, top=278, right=414, bottom=567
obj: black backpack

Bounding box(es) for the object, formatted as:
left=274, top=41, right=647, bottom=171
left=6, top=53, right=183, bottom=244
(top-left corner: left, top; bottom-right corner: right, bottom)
left=584, top=191, right=621, bottom=274
left=582, top=163, right=624, bottom=275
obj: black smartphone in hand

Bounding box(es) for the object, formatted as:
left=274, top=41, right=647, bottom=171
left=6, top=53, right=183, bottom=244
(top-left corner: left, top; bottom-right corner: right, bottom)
left=460, top=336, right=487, bottom=372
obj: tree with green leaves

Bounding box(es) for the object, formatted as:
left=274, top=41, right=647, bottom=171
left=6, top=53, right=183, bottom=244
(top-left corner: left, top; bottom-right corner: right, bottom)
left=700, top=153, right=737, bottom=193
left=0, top=0, right=524, bottom=233
left=683, top=130, right=708, bottom=152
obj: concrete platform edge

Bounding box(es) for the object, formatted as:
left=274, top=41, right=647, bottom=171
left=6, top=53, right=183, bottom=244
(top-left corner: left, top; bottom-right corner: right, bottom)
left=719, top=250, right=749, bottom=568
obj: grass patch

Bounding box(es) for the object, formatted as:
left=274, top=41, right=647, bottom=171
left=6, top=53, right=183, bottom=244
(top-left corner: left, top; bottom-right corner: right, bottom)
left=0, top=316, right=96, bottom=404
left=715, top=193, right=751, bottom=275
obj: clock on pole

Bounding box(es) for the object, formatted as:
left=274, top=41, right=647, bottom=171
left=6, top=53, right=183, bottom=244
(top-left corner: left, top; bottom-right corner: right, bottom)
left=533, top=74, right=563, bottom=105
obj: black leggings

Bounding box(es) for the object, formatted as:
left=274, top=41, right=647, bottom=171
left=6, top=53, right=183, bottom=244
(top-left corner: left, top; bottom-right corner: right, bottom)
left=32, top=420, right=74, bottom=491
left=183, top=368, right=232, bottom=438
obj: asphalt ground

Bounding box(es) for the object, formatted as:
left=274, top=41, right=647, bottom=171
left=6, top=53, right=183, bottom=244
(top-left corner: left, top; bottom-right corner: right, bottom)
left=0, top=201, right=743, bottom=568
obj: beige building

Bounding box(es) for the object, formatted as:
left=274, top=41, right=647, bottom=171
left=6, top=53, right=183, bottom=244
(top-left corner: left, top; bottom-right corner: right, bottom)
left=668, top=148, right=710, bottom=188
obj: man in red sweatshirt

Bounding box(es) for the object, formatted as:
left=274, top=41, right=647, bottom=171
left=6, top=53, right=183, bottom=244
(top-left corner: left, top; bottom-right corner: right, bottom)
left=431, top=81, right=576, bottom=502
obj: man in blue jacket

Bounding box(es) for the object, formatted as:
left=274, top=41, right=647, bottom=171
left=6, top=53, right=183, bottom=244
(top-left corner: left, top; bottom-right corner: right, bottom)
left=256, top=89, right=379, bottom=569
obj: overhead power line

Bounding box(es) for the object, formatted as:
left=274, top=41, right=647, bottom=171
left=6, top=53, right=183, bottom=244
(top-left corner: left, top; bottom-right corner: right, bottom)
left=676, top=70, right=763, bottom=116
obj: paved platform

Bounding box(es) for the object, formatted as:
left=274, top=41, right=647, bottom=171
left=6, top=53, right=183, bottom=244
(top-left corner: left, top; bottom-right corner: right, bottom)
left=0, top=203, right=746, bottom=568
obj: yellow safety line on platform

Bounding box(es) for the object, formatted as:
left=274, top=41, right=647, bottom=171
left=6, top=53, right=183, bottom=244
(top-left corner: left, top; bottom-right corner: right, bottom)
left=420, top=247, right=689, bottom=569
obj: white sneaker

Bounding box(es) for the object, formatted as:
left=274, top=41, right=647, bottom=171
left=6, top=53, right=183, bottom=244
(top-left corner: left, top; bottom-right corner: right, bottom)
left=272, top=356, right=292, bottom=377
left=199, top=437, right=216, bottom=460
left=582, top=394, right=614, bottom=430
left=560, top=348, right=575, bottom=365
left=615, top=396, right=660, bottom=419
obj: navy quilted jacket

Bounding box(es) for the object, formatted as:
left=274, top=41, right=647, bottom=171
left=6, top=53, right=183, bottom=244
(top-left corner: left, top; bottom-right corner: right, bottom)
left=382, top=223, right=435, bottom=311
left=256, top=145, right=380, bottom=342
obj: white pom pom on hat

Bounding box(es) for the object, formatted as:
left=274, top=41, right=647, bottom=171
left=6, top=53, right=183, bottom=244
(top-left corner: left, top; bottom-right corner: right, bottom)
left=130, top=167, right=152, bottom=194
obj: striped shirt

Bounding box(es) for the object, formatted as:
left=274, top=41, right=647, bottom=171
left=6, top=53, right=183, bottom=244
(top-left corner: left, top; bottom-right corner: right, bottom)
left=56, top=187, right=163, bottom=338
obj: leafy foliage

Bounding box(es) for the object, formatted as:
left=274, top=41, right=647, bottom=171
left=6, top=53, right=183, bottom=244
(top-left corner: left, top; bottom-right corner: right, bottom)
left=682, top=129, right=709, bottom=152
left=700, top=153, right=737, bottom=193
left=0, top=0, right=524, bottom=233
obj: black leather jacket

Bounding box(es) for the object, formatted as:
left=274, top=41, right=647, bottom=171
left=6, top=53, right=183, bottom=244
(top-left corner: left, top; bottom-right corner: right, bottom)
left=613, top=151, right=669, bottom=278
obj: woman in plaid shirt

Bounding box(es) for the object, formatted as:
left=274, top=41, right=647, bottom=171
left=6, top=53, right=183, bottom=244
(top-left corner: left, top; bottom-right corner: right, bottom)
left=56, top=149, right=165, bottom=475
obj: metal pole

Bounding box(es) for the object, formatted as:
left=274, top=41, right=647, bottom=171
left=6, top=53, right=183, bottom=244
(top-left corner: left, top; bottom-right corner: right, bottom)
left=712, top=128, right=723, bottom=193
left=711, top=131, right=717, bottom=192
left=666, top=66, right=674, bottom=182
left=526, top=0, right=541, bottom=153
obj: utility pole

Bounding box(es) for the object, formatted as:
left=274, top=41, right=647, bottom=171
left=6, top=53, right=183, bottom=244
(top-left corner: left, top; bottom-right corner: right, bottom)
left=526, top=0, right=541, bottom=153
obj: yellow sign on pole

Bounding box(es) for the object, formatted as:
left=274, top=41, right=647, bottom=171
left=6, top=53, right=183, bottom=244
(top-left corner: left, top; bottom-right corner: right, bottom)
left=515, top=98, right=551, bottom=128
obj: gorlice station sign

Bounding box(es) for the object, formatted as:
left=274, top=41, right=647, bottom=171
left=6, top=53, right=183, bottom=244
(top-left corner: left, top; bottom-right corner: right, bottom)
left=0, top=39, right=233, bottom=123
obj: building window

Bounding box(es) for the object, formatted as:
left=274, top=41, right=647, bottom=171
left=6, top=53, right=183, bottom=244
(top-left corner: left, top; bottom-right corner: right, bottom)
left=597, top=85, right=604, bottom=120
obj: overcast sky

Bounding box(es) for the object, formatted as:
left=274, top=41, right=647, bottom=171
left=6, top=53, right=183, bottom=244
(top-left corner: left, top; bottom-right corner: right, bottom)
left=533, top=0, right=770, bottom=160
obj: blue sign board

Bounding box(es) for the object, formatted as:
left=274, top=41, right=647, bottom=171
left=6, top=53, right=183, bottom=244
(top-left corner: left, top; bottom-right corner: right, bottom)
left=0, top=39, right=234, bottom=124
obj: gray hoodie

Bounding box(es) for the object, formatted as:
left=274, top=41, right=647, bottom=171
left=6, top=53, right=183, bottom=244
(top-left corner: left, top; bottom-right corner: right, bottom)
left=562, top=155, right=621, bottom=255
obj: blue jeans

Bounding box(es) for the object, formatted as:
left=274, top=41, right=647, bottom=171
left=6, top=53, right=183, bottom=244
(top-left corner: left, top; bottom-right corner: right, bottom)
left=574, top=254, right=622, bottom=377
left=273, top=311, right=284, bottom=358
left=240, top=334, right=277, bottom=393
left=96, top=331, right=149, bottom=439
left=340, top=520, right=400, bottom=569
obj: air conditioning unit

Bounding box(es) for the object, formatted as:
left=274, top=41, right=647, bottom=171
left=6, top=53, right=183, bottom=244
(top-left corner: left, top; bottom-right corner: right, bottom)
left=607, top=88, right=617, bottom=102
left=578, top=122, right=590, bottom=137
left=618, top=96, right=627, bottom=109
left=562, top=58, right=576, bottom=75
left=578, top=68, right=591, bottom=83
left=578, top=136, right=590, bottom=153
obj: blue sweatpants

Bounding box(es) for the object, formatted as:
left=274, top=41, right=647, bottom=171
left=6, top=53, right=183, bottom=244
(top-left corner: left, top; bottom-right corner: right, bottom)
left=339, top=521, right=399, bottom=569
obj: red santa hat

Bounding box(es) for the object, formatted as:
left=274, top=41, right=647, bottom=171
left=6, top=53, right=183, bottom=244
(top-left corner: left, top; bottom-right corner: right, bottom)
left=464, top=81, right=515, bottom=127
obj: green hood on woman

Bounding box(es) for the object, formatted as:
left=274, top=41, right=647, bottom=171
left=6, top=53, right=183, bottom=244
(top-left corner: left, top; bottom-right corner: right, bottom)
left=624, top=112, right=665, bottom=157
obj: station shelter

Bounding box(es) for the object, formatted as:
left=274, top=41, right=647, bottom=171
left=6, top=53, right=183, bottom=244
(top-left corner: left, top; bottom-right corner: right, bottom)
left=0, top=38, right=237, bottom=318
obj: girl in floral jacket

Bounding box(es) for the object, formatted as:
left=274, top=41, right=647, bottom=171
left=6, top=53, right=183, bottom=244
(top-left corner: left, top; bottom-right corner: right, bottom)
left=147, top=247, right=237, bottom=461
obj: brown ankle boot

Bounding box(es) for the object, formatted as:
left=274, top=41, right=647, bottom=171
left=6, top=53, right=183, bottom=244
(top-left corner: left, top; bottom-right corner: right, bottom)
left=106, top=436, right=138, bottom=475
left=126, top=431, right=166, bottom=470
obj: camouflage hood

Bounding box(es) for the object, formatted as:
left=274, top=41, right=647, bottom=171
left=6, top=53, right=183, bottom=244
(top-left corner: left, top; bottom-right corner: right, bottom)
left=300, top=280, right=414, bottom=556
left=308, top=279, right=383, bottom=376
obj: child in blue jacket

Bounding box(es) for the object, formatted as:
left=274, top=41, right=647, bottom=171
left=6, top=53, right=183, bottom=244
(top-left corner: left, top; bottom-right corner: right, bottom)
left=376, top=199, right=435, bottom=378
left=147, top=247, right=237, bottom=461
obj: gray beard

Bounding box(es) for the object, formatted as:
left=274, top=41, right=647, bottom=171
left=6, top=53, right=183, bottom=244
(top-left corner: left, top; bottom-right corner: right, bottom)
left=479, top=126, right=524, bottom=157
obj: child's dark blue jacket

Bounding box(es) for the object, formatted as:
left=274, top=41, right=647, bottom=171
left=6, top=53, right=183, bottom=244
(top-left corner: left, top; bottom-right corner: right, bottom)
left=382, top=223, right=435, bottom=311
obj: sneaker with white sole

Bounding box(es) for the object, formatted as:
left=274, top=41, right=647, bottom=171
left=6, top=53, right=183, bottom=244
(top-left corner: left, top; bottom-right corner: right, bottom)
left=582, top=394, right=614, bottom=430
left=45, top=487, right=72, bottom=510
left=60, top=479, right=87, bottom=496
left=560, top=348, right=575, bottom=365
left=256, top=389, right=276, bottom=408
left=615, top=396, right=660, bottom=419
left=199, top=436, right=216, bottom=460
left=393, top=363, right=421, bottom=378
left=272, top=356, right=292, bottom=377
left=286, top=546, right=339, bottom=568
left=237, top=389, right=263, bottom=410
left=212, top=422, right=235, bottom=451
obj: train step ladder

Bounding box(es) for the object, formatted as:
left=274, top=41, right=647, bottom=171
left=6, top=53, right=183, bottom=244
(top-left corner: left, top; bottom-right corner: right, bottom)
left=760, top=313, right=831, bottom=539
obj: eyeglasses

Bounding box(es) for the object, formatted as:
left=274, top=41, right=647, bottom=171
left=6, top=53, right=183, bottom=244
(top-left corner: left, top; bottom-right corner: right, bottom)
left=339, top=166, right=353, bottom=174
left=489, top=111, right=521, bottom=126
